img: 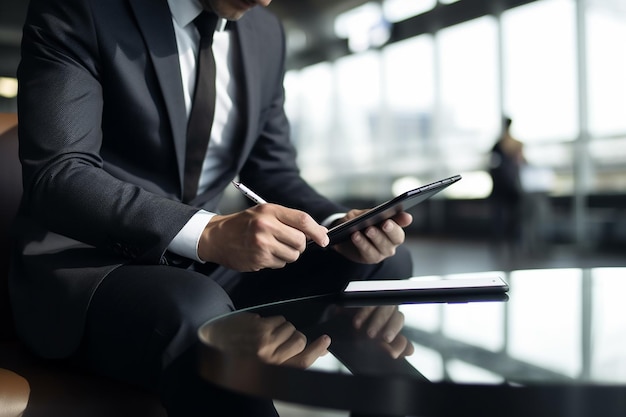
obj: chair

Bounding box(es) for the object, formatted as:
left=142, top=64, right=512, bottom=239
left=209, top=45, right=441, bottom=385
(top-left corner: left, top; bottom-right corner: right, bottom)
left=0, top=114, right=167, bottom=417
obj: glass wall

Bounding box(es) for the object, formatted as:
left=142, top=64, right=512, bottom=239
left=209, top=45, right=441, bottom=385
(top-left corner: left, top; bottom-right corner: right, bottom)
left=502, top=0, right=578, bottom=195
left=284, top=0, right=626, bottom=244
left=585, top=0, right=626, bottom=193
left=382, top=36, right=435, bottom=180
left=437, top=16, right=499, bottom=192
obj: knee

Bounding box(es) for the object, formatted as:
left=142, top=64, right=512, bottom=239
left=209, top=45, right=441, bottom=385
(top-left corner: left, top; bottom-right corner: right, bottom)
left=160, top=275, right=233, bottom=335
left=83, top=267, right=236, bottom=387
left=150, top=274, right=235, bottom=367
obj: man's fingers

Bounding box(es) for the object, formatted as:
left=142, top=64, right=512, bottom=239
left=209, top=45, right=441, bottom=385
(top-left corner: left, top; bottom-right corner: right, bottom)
left=272, top=206, right=329, bottom=248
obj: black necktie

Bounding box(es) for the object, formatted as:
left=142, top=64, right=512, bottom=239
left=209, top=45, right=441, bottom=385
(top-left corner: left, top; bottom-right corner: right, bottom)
left=183, top=11, right=218, bottom=203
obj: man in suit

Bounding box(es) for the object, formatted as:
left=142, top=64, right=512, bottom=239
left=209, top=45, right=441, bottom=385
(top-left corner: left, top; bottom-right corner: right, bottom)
left=13, top=0, right=414, bottom=414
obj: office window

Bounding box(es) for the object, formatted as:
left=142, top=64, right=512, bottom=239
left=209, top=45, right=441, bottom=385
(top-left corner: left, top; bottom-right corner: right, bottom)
left=382, top=35, right=435, bottom=177
left=334, top=51, right=388, bottom=197
left=334, top=2, right=389, bottom=53
left=285, top=63, right=337, bottom=193
left=437, top=16, right=500, bottom=173
left=586, top=2, right=626, bottom=137
left=286, top=0, right=622, bottom=197
left=585, top=2, right=626, bottom=194
left=283, top=71, right=300, bottom=143
left=382, top=0, right=436, bottom=22
left=502, top=0, right=578, bottom=143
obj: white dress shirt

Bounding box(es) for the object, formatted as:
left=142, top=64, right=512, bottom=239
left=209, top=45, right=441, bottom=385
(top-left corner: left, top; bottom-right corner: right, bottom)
left=166, top=0, right=238, bottom=262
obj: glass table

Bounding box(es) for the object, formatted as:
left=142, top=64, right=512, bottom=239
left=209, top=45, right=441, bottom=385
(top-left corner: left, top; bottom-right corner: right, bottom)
left=198, top=267, right=626, bottom=416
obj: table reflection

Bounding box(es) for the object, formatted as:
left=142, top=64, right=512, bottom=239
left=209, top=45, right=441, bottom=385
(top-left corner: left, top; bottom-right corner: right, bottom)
left=198, top=267, right=626, bottom=417
left=398, top=267, right=626, bottom=385
left=199, top=303, right=416, bottom=373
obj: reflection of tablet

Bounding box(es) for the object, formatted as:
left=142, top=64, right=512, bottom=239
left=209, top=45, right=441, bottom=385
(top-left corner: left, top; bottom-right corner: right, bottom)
left=327, top=174, right=461, bottom=245
left=342, top=276, right=509, bottom=299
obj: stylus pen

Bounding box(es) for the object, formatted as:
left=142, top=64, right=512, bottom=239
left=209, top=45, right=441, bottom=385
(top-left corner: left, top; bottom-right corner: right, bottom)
left=231, top=181, right=268, bottom=205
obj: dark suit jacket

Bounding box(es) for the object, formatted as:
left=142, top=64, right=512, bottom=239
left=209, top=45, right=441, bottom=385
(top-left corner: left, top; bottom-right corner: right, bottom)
left=12, top=0, right=345, bottom=359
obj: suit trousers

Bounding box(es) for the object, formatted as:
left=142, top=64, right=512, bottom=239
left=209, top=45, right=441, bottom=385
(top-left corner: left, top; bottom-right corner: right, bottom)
left=80, top=245, right=413, bottom=416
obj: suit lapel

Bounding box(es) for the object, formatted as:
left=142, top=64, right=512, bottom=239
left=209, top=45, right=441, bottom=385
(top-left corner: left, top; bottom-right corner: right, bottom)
left=129, top=0, right=187, bottom=188
left=126, top=3, right=271, bottom=204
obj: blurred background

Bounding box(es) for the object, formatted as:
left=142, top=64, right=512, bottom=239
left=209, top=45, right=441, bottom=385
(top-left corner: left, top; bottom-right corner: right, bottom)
left=1, top=2, right=624, bottom=416
left=1, top=0, right=625, bottom=255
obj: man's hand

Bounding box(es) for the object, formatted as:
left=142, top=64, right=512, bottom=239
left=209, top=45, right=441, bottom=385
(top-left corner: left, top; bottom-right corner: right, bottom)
left=333, top=209, right=413, bottom=264
left=198, top=204, right=329, bottom=271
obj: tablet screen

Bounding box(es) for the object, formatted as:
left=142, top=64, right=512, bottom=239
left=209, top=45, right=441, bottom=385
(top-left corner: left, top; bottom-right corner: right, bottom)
left=327, top=174, right=461, bottom=245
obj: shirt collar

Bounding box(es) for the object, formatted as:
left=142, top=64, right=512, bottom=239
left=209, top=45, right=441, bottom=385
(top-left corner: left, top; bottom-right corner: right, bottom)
left=167, top=0, right=228, bottom=31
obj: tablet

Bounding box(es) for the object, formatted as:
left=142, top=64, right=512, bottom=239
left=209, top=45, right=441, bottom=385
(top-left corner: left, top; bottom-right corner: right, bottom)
left=342, top=276, right=509, bottom=299
left=338, top=291, right=510, bottom=307
left=327, top=174, right=461, bottom=245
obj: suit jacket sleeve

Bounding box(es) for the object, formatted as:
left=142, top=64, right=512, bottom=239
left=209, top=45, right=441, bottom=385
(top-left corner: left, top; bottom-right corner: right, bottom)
left=236, top=9, right=348, bottom=222
left=17, top=0, right=197, bottom=263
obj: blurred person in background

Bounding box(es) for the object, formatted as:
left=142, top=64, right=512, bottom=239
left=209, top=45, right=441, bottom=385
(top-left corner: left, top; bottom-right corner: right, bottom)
left=488, top=116, right=526, bottom=256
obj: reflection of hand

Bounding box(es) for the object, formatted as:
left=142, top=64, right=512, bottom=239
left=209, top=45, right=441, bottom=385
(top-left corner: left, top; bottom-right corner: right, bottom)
left=204, top=313, right=331, bottom=369
left=350, top=305, right=414, bottom=359
left=333, top=209, right=413, bottom=264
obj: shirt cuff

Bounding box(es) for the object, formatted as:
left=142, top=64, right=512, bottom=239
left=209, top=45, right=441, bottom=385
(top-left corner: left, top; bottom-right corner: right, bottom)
left=321, top=213, right=346, bottom=228
left=168, top=210, right=216, bottom=263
